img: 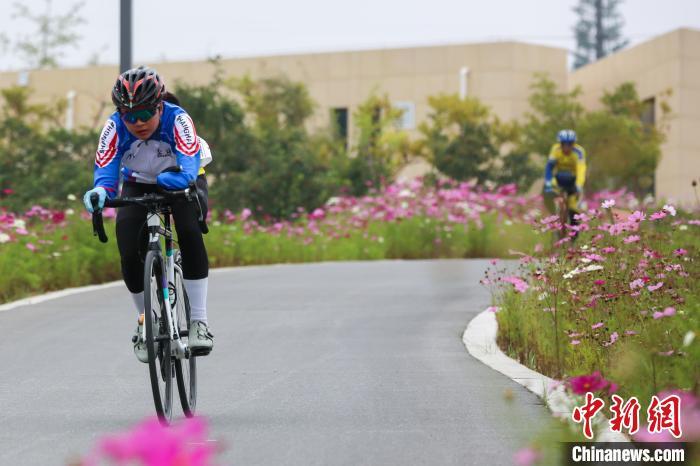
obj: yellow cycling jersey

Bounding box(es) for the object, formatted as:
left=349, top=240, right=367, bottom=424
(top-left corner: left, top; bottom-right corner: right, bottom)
left=546, top=143, right=587, bottom=187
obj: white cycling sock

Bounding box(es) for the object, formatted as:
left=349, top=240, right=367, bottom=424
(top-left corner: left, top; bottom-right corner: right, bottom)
left=131, top=291, right=144, bottom=316
left=183, top=278, right=208, bottom=324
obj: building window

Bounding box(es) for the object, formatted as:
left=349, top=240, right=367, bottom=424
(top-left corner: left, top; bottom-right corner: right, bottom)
left=332, top=107, right=348, bottom=146
left=640, top=97, right=656, bottom=196
left=641, top=97, right=655, bottom=127
left=393, top=101, right=415, bottom=130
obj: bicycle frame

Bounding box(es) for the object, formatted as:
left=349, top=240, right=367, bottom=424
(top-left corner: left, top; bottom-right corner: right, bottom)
left=145, top=211, right=188, bottom=360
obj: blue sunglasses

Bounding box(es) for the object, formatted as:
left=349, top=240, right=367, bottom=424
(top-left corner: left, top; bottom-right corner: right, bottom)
left=120, top=105, right=159, bottom=124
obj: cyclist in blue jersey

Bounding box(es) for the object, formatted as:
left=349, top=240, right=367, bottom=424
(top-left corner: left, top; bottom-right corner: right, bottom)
left=82, top=66, right=213, bottom=362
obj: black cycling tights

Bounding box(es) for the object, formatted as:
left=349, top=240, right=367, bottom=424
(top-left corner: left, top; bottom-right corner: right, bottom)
left=116, top=179, right=209, bottom=294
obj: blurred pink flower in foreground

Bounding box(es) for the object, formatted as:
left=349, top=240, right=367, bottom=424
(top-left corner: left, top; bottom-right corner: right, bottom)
left=82, top=417, right=216, bottom=466
left=514, top=447, right=541, bottom=466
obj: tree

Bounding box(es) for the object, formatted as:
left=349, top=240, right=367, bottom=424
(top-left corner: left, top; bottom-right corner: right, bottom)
left=11, top=0, right=85, bottom=69
left=347, top=93, right=404, bottom=195
left=578, top=84, right=668, bottom=194
left=229, top=75, right=343, bottom=219
left=0, top=86, right=95, bottom=211
left=518, top=75, right=669, bottom=196
left=520, top=74, right=584, bottom=157
left=418, top=94, right=540, bottom=190
left=173, top=68, right=254, bottom=189
left=573, top=0, right=629, bottom=69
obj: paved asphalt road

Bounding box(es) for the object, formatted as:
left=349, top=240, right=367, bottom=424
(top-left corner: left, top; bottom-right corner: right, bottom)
left=0, top=260, right=550, bottom=466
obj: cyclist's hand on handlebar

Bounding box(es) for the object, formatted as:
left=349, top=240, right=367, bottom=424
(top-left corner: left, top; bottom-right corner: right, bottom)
left=83, top=187, right=107, bottom=213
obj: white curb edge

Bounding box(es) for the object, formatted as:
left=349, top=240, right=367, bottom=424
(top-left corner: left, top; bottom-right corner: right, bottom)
left=463, top=309, right=628, bottom=442
left=0, top=280, right=123, bottom=313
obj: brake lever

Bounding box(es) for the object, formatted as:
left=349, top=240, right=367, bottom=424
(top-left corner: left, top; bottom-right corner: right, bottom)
left=90, top=193, right=108, bottom=243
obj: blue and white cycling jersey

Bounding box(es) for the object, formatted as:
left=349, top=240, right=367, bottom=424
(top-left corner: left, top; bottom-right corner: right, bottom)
left=93, top=101, right=201, bottom=197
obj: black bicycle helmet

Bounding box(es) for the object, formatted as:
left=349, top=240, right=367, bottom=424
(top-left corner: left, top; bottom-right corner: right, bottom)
left=111, top=66, right=165, bottom=109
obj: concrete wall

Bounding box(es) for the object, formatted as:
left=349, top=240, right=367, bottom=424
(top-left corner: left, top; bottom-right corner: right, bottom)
left=2, top=32, right=695, bottom=204
left=0, top=41, right=567, bottom=142
left=570, top=28, right=700, bottom=205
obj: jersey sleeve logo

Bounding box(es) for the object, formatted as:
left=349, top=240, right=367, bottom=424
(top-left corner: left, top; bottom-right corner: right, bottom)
left=96, top=119, right=118, bottom=168
left=173, top=113, right=200, bottom=157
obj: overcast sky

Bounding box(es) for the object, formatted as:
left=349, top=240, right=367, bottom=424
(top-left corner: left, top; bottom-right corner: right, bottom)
left=0, top=0, right=699, bottom=71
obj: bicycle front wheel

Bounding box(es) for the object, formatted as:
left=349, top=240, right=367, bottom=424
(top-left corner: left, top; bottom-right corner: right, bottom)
left=144, top=250, right=174, bottom=425
left=173, top=263, right=197, bottom=417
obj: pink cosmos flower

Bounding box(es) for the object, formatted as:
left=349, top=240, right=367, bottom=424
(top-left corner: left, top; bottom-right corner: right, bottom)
left=594, top=280, right=606, bottom=286
left=591, top=322, right=604, bottom=330
left=623, top=235, right=640, bottom=244
left=502, top=276, right=529, bottom=293
left=663, top=204, right=677, bottom=216
left=652, top=307, right=675, bottom=319
left=628, top=210, right=646, bottom=223
left=603, top=332, right=619, bottom=347
left=25, top=243, right=37, bottom=252
left=514, top=447, right=541, bottom=466
left=542, top=215, right=560, bottom=225
left=241, top=208, right=252, bottom=221
left=486, top=306, right=500, bottom=313
left=647, top=282, right=664, bottom=292
left=674, top=248, right=687, bottom=257
left=601, top=247, right=616, bottom=254
left=650, top=211, right=667, bottom=221
left=309, top=208, right=325, bottom=220
left=629, top=279, right=644, bottom=290
left=568, top=371, right=610, bottom=395
left=601, top=199, right=615, bottom=209
left=570, top=340, right=581, bottom=345
left=625, top=330, right=638, bottom=336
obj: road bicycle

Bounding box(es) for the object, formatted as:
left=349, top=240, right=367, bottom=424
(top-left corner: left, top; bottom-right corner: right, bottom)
left=90, top=183, right=207, bottom=424
left=544, top=185, right=572, bottom=242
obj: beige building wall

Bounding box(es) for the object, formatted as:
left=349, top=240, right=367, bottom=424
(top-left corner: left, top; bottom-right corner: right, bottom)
left=0, top=41, right=567, bottom=142
left=0, top=32, right=696, bottom=204
left=570, top=28, right=700, bottom=206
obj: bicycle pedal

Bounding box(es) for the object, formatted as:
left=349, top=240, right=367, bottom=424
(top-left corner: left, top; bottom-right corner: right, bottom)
left=132, top=335, right=138, bottom=343
left=189, top=347, right=212, bottom=357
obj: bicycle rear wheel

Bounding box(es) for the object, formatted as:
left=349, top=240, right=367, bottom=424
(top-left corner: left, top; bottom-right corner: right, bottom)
left=173, top=263, right=197, bottom=417
left=144, top=250, right=174, bottom=424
